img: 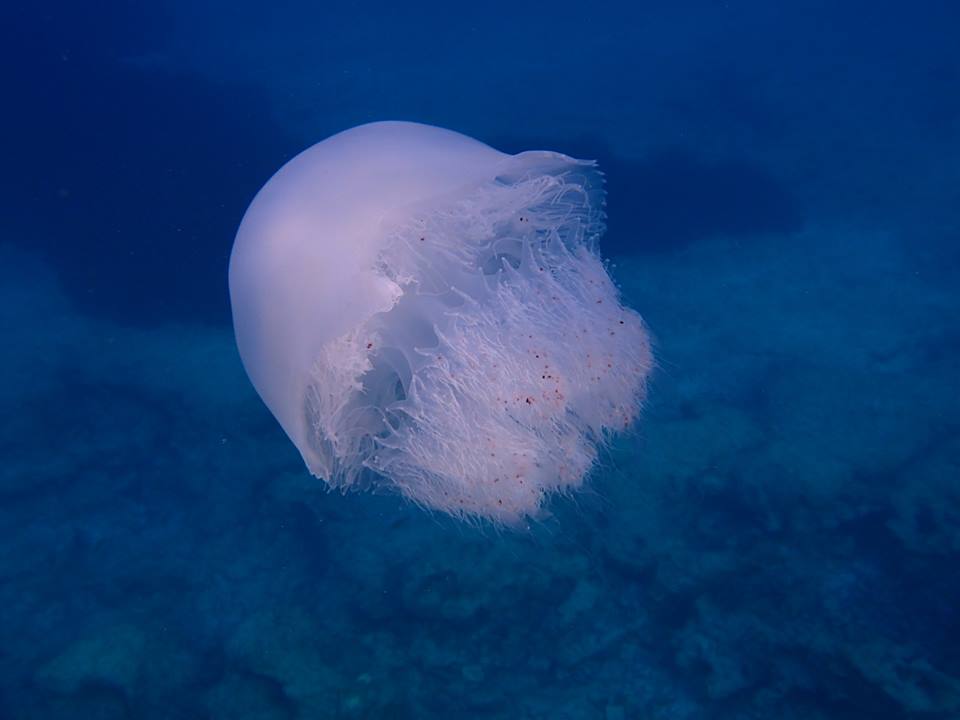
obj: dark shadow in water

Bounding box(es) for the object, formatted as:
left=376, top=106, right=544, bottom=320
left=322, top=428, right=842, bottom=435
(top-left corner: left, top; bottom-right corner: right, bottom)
left=493, top=136, right=804, bottom=256
left=4, top=2, right=300, bottom=327
left=603, top=146, right=804, bottom=254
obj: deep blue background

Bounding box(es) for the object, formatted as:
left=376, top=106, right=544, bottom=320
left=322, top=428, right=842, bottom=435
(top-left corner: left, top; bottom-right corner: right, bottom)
left=1, top=2, right=958, bottom=718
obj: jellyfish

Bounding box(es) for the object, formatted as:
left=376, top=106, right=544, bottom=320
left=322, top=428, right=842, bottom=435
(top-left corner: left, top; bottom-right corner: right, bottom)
left=229, top=121, right=652, bottom=523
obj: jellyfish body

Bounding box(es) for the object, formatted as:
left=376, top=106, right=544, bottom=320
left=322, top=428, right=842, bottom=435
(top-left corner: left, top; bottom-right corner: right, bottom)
left=229, top=121, right=652, bottom=523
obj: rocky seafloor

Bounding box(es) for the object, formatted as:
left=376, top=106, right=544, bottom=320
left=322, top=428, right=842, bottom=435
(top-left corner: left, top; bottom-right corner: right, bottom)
left=1, top=218, right=957, bottom=719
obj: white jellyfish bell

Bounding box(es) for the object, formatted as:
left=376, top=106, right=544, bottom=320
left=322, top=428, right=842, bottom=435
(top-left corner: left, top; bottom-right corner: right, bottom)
left=229, top=121, right=652, bottom=523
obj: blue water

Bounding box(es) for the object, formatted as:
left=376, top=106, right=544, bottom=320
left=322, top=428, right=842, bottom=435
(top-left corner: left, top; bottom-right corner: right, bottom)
left=2, top=1, right=959, bottom=717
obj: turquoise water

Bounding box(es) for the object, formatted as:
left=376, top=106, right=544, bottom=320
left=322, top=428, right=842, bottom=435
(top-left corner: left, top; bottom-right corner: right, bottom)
left=2, top=2, right=958, bottom=718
